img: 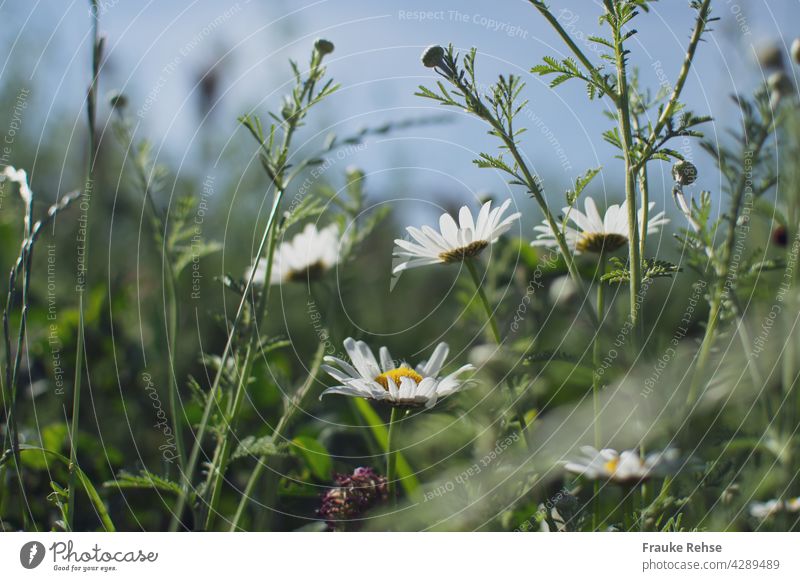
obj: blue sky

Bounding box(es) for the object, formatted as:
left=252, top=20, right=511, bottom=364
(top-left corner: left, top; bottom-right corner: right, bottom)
left=2, top=0, right=800, bottom=225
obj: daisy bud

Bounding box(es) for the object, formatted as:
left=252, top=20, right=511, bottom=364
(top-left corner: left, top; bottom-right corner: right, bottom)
left=768, top=71, right=793, bottom=96
left=757, top=44, right=784, bottom=70
left=314, top=38, right=335, bottom=56
left=318, top=467, right=388, bottom=531
left=108, top=90, right=128, bottom=110
left=772, top=224, right=788, bottom=247
left=792, top=38, right=800, bottom=65
left=421, top=44, right=445, bottom=68
left=672, top=160, right=698, bottom=186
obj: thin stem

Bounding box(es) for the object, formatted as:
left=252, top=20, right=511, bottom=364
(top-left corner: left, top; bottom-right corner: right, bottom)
left=67, top=1, right=101, bottom=531
left=592, top=253, right=606, bottom=450
left=386, top=406, right=400, bottom=501
left=528, top=1, right=617, bottom=100
left=444, top=71, right=598, bottom=331
left=637, top=0, right=712, bottom=167
left=606, top=0, right=642, bottom=343
left=465, top=258, right=501, bottom=343
left=688, top=119, right=776, bottom=404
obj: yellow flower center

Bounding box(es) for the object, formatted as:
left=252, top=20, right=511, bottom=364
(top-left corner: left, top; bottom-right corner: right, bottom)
left=604, top=457, right=620, bottom=475
left=439, top=240, right=489, bottom=263
left=374, top=367, right=423, bottom=390
left=576, top=232, right=628, bottom=253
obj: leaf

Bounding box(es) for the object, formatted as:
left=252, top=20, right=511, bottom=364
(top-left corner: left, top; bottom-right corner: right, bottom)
left=2, top=446, right=115, bottom=531
left=602, top=257, right=681, bottom=284
left=233, top=435, right=287, bottom=461
left=105, top=470, right=185, bottom=497
left=290, top=436, right=332, bottom=481
left=565, top=167, right=602, bottom=206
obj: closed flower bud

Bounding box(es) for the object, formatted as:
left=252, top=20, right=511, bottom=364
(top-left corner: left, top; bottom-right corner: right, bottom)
left=768, top=71, right=793, bottom=96
left=314, top=38, right=335, bottom=56
left=792, top=38, right=800, bottom=65
left=757, top=44, right=784, bottom=70
left=108, top=90, right=128, bottom=110
left=672, top=160, right=698, bottom=186
left=421, top=44, right=445, bottom=68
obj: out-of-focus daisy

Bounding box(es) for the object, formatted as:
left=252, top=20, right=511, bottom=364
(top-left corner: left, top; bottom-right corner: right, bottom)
left=749, top=497, right=800, bottom=519
left=564, top=446, right=678, bottom=484
left=321, top=338, right=473, bottom=408
left=531, top=198, right=668, bottom=254
left=392, top=199, right=520, bottom=274
left=248, top=223, right=340, bottom=285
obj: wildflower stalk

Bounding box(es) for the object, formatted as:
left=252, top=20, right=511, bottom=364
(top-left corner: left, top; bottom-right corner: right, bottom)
left=67, top=0, right=102, bottom=531
left=229, top=340, right=326, bottom=531
left=419, top=50, right=598, bottom=330
left=604, top=0, right=643, bottom=342
left=688, top=116, right=776, bottom=404
left=201, top=188, right=282, bottom=530
left=194, top=44, right=337, bottom=530
left=466, top=258, right=529, bottom=442
left=592, top=253, right=606, bottom=451
left=465, top=258, right=501, bottom=343
left=386, top=406, right=400, bottom=501
left=591, top=253, right=606, bottom=532
left=113, top=116, right=187, bottom=474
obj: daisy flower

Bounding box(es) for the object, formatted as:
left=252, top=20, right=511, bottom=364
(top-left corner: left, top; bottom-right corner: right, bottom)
left=248, top=223, right=340, bottom=285
left=565, top=446, right=678, bottom=484
left=749, top=497, right=800, bottom=519
left=321, top=338, right=474, bottom=408
left=392, top=199, right=521, bottom=274
left=531, top=198, right=668, bottom=254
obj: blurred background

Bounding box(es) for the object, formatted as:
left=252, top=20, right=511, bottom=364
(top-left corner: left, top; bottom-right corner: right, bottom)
left=1, top=0, right=799, bottom=530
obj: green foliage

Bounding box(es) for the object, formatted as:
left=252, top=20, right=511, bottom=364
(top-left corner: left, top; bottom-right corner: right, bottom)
left=601, top=257, right=681, bottom=284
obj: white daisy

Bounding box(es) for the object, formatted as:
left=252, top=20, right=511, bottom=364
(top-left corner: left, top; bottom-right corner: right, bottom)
left=248, top=223, right=340, bottom=285
left=320, top=338, right=474, bottom=409
left=565, top=446, right=678, bottom=484
left=749, top=497, right=800, bottom=519
left=531, top=198, right=668, bottom=254
left=392, top=199, right=521, bottom=274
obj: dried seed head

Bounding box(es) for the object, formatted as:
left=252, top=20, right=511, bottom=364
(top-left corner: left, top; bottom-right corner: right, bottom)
left=314, top=38, right=335, bottom=56
left=421, top=45, right=445, bottom=68
left=792, top=38, right=800, bottom=65
left=672, top=160, right=698, bottom=186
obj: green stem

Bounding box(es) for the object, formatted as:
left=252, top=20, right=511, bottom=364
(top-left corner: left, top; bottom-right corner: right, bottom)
left=67, top=1, right=101, bottom=531
left=465, top=258, right=501, bottom=343
left=200, top=189, right=283, bottom=530
left=528, top=1, right=616, bottom=99
left=592, top=254, right=606, bottom=450
left=637, top=0, right=712, bottom=164
left=386, top=406, right=400, bottom=501
left=229, top=340, right=326, bottom=531
left=607, top=0, right=643, bottom=343
left=466, top=258, right=530, bottom=443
